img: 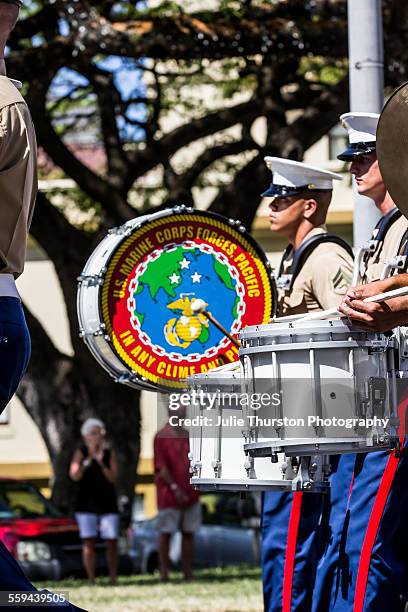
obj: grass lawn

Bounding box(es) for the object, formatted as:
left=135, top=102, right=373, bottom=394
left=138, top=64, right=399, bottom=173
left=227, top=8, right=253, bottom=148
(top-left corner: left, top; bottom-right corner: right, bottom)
left=37, top=566, right=263, bottom=612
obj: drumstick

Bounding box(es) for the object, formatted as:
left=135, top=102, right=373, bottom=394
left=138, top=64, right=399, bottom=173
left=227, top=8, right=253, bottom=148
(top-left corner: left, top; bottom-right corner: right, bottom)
left=270, top=312, right=309, bottom=323
left=299, top=285, right=408, bottom=322
left=191, top=299, right=240, bottom=348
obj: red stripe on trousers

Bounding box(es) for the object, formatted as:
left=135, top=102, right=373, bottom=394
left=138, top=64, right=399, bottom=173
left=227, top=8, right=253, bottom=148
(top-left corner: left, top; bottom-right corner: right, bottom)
left=283, top=492, right=303, bottom=612
left=353, top=448, right=401, bottom=612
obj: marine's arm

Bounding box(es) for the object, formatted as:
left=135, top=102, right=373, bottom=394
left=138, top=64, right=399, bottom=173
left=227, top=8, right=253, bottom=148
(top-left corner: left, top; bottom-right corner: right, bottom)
left=338, top=274, right=408, bottom=331
left=0, top=102, right=37, bottom=277
left=310, top=246, right=354, bottom=311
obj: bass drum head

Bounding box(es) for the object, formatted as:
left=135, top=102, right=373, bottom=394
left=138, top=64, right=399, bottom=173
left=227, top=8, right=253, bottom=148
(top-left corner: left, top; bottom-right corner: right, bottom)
left=82, top=206, right=275, bottom=391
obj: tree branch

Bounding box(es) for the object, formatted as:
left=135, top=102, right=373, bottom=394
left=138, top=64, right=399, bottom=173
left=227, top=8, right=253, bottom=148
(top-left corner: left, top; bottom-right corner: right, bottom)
left=181, top=139, right=258, bottom=190
left=290, top=79, right=348, bottom=150
left=124, top=99, right=262, bottom=189
left=7, top=4, right=348, bottom=65
left=27, top=82, right=135, bottom=223
left=209, top=153, right=268, bottom=228
left=81, top=65, right=131, bottom=183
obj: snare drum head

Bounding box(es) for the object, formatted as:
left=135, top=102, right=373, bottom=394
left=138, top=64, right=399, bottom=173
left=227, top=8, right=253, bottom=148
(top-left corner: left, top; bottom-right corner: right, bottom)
left=78, top=207, right=275, bottom=391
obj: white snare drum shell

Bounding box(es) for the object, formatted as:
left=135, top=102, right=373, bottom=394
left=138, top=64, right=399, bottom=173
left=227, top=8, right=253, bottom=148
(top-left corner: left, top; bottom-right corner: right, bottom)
left=239, top=319, right=397, bottom=448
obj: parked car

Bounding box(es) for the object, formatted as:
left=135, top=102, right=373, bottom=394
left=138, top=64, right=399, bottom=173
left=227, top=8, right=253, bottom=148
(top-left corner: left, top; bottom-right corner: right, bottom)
left=128, top=492, right=261, bottom=573
left=0, top=478, right=131, bottom=580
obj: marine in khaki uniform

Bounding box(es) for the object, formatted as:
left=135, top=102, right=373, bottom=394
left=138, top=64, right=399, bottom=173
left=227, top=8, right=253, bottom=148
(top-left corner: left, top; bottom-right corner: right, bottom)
left=0, top=75, right=37, bottom=279
left=339, top=112, right=408, bottom=286
left=0, top=6, right=37, bottom=394
left=262, top=157, right=354, bottom=317
left=0, top=3, right=84, bottom=610
left=311, top=113, right=408, bottom=612
left=277, top=225, right=353, bottom=315
left=260, top=157, right=354, bottom=612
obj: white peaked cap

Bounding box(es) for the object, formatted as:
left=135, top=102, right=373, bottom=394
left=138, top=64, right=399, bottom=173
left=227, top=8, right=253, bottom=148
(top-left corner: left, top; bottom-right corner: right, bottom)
left=340, top=112, right=379, bottom=144
left=261, top=157, right=342, bottom=197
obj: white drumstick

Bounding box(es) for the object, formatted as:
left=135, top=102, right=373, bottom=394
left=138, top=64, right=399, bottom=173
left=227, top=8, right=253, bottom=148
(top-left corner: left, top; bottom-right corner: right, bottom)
left=270, top=312, right=310, bottom=323
left=299, top=285, right=408, bottom=322
left=191, top=298, right=240, bottom=347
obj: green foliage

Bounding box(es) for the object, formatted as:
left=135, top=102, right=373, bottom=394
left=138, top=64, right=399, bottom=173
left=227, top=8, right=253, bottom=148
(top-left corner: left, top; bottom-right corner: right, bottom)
left=20, top=1, right=352, bottom=218
left=20, top=0, right=42, bottom=18
left=142, top=0, right=185, bottom=18
left=299, top=57, right=348, bottom=85
left=219, top=0, right=246, bottom=17
left=45, top=185, right=102, bottom=232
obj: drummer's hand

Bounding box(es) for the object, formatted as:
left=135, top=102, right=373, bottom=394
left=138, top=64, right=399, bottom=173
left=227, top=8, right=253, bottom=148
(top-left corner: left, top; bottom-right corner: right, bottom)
left=347, top=273, right=408, bottom=301
left=346, top=277, right=396, bottom=301
left=339, top=296, right=408, bottom=332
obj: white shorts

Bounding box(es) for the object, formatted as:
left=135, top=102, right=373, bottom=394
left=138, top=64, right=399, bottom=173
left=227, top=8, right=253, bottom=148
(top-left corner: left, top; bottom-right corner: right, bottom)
left=75, top=512, right=120, bottom=540
left=157, top=502, right=202, bottom=534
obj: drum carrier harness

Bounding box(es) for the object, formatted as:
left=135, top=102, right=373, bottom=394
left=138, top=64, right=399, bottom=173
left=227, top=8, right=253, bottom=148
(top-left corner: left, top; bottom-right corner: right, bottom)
left=353, top=207, right=402, bottom=285
left=380, top=222, right=408, bottom=279
left=276, top=233, right=354, bottom=291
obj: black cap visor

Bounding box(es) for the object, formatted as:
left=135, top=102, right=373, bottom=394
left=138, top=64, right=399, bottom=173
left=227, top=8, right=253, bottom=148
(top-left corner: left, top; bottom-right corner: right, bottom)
left=337, top=142, right=376, bottom=162
left=0, top=0, right=22, bottom=6
left=261, top=184, right=331, bottom=198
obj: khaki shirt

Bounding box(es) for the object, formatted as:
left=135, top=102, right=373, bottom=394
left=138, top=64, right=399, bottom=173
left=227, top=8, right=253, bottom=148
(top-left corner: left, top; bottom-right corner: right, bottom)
left=278, top=226, right=354, bottom=316
left=0, top=76, right=37, bottom=278
left=361, top=214, right=408, bottom=283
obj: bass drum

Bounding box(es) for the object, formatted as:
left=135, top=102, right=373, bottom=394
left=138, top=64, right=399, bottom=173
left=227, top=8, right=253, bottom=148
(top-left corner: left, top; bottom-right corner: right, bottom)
left=77, top=206, right=276, bottom=392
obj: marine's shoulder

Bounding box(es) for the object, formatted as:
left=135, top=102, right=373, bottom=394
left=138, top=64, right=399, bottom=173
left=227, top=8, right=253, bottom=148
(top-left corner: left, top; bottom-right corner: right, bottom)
left=390, top=213, right=408, bottom=235
left=0, top=76, right=25, bottom=108
left=305, top=237, right=352, bottom=262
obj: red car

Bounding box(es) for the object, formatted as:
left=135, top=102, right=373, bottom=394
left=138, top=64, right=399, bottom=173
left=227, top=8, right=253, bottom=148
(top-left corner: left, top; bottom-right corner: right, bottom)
left=0, top=478, right=131, bottom=580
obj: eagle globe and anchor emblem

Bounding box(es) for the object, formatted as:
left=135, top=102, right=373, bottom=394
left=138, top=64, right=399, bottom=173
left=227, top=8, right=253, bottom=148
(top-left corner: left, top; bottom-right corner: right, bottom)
left=164, top=294, right=209, bottom=349
left=77, top=208, right=275, bottom=391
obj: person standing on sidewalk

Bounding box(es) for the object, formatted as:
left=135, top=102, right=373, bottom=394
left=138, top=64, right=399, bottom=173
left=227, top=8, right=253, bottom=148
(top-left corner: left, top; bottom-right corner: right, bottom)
left=154, top=407, right=201, bottom=581
left=70, top=418, right=119, bottom=586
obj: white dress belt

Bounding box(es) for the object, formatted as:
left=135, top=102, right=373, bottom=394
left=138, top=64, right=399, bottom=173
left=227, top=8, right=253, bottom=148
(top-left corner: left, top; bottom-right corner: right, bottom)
left=0, top=274, right=20, bottom=299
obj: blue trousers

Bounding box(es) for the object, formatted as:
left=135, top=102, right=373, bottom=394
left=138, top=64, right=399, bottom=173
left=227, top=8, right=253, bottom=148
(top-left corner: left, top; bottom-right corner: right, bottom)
left=0, top=297, right=87, bottom=612
left=312, top=447, right=408, bottom=612
left=261, top=489, right=323, bottom=612
left=261, top=444, right=408, bottom=612
left=0, top=297, right=31, bottom=414
left=311, top=453, right=356, bottom=611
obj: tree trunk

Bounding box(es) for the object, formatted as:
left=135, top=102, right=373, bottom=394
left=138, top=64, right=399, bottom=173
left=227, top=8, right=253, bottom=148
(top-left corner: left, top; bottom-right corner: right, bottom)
left=17, top=308, right=140, bottom=523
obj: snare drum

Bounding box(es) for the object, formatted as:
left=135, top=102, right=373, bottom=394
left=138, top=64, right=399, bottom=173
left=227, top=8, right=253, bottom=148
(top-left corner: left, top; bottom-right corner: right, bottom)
left=188, top=364, right=328, bottom=492
left=239, top=319, right=398, bottom=457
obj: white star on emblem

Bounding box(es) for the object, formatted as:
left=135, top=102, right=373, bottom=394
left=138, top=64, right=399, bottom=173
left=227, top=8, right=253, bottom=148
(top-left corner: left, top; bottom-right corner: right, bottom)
left=169, top=273, right=181, bottom=285
left=191, top=272, right=202, bottom=283
left=179, top=257, right=190, bottom=270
